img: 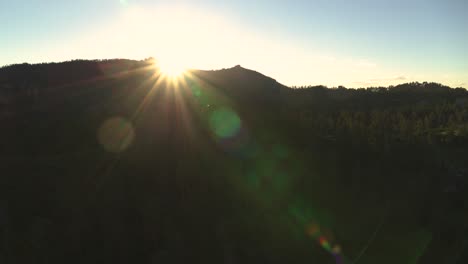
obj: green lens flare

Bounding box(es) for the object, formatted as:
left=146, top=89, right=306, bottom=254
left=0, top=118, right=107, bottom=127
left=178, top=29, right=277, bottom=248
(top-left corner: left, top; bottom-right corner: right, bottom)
left=209, top=108, right=241, bottom=138
left=98, top=117, right=135, bottom=153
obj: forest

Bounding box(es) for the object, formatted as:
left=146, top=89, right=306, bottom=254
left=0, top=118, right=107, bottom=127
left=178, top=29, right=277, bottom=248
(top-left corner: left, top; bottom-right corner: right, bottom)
left=0, top=59, right=467, bottom=264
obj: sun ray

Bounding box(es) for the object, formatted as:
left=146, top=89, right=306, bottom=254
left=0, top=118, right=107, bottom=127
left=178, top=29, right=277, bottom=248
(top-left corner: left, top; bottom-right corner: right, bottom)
left=130, top=71, right=165, bottom=123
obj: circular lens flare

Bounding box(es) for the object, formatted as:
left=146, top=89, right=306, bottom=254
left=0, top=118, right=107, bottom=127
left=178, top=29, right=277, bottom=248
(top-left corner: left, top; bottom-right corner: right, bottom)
left=98, top=117, right=135, bottom=153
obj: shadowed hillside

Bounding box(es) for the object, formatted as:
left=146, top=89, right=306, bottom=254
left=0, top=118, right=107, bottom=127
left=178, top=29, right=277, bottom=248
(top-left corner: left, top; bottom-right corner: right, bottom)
left=0, top=59, right=467, bottom=264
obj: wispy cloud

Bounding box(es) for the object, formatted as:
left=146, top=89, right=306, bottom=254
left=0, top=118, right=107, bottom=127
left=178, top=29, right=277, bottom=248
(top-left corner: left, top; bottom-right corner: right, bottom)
left=355, top=60, right=377, bottom=68
left=348, top=75, right=410, bottom=88
left=369, top=76, right=408, bottom=82
left=351, top=81, right=373, bottom=87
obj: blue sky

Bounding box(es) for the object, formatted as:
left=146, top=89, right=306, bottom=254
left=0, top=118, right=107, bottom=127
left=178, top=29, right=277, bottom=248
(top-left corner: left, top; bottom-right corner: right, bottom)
left=1, top=0, right=467, bottom=87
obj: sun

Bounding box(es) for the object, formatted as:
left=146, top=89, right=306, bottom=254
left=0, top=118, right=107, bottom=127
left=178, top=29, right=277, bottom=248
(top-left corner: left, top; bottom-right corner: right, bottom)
left=156, top=58, right=187, bottom=78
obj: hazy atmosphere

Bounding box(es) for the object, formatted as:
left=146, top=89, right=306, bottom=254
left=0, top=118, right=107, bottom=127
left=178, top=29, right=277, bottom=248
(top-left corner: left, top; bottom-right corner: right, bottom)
left=1, top=0, right=467, bottom=87
left=1, top=1, right=468, bottom=264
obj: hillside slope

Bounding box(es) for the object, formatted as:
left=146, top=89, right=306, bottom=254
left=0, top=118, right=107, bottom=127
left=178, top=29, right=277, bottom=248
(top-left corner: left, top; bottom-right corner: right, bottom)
left=0, top=59, right=467, bottom=264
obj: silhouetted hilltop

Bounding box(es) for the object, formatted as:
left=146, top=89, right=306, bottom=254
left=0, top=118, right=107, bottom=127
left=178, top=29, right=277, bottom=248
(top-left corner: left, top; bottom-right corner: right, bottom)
left=0, top=60, right=283, bottom=106
left=0, top=59, right=144, bottom=91
left=192, top=64, right=287, bottom=104
left=1, top=59, right=466, bottom=113
left=1, top=59, right=465, bottom=101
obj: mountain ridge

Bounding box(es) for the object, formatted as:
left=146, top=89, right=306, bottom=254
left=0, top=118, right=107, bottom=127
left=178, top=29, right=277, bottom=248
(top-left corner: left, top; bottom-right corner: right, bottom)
left=1, top=58, right=465, bottom=91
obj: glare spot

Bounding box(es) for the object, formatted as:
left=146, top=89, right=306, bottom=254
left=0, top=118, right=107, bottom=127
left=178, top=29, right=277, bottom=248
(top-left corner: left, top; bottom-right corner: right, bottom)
left=98, top=117, right=135, bottom=153
left=155, top=57, right=187, bottom=78
left=209, top=108, right=241, bottom=139
left=319, top=236, right=332, bottom=251
left=306, top=222, right=320, bottom=237
left=193, top=88, right=201, bottom=97
left=332, top=245, right=342, bottom=254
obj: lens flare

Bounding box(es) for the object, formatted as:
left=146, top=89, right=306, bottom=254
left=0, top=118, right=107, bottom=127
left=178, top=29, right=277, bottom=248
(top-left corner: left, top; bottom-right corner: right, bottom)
left=209, top=108, right=241, bottom=139
left=332, top=245, right=342, bottom=254
left=98, top=117, right=135, bottom=153
left=319, top=236, right=332, bottom=251
left=303, top=219, right=345, bottom=263
left=306, top=223, right=320, bottom=237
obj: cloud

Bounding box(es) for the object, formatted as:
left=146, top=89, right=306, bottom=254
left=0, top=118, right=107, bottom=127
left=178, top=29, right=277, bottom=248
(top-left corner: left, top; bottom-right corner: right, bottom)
left=351, top=81, right=373, bottom=87
left=347, top=75, right=410, bottom=88
left=355, top=60, right=377, bottom=68
left=460, top=82, right=467, bottom=86
left=370, top=75, right=408, bottom=82
left=369, top=76, right=407, bottom=82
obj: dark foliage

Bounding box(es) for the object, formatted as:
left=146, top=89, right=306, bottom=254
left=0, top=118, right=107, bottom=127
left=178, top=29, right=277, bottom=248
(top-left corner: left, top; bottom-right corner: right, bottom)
left=0, top=59, right=467, bottom=264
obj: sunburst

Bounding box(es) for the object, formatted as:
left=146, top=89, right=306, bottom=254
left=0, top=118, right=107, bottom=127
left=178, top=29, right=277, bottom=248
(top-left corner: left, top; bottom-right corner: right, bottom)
left=155, top=57, right=187, bottom=79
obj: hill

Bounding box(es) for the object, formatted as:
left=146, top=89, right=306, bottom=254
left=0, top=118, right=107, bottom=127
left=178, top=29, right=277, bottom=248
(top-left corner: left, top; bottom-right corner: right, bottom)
left=0, top=59, right=467, bottom=264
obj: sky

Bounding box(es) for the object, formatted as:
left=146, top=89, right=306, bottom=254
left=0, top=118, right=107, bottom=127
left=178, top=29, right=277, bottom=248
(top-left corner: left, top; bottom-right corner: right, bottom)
left=1, top=0, right=467, bottom=88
